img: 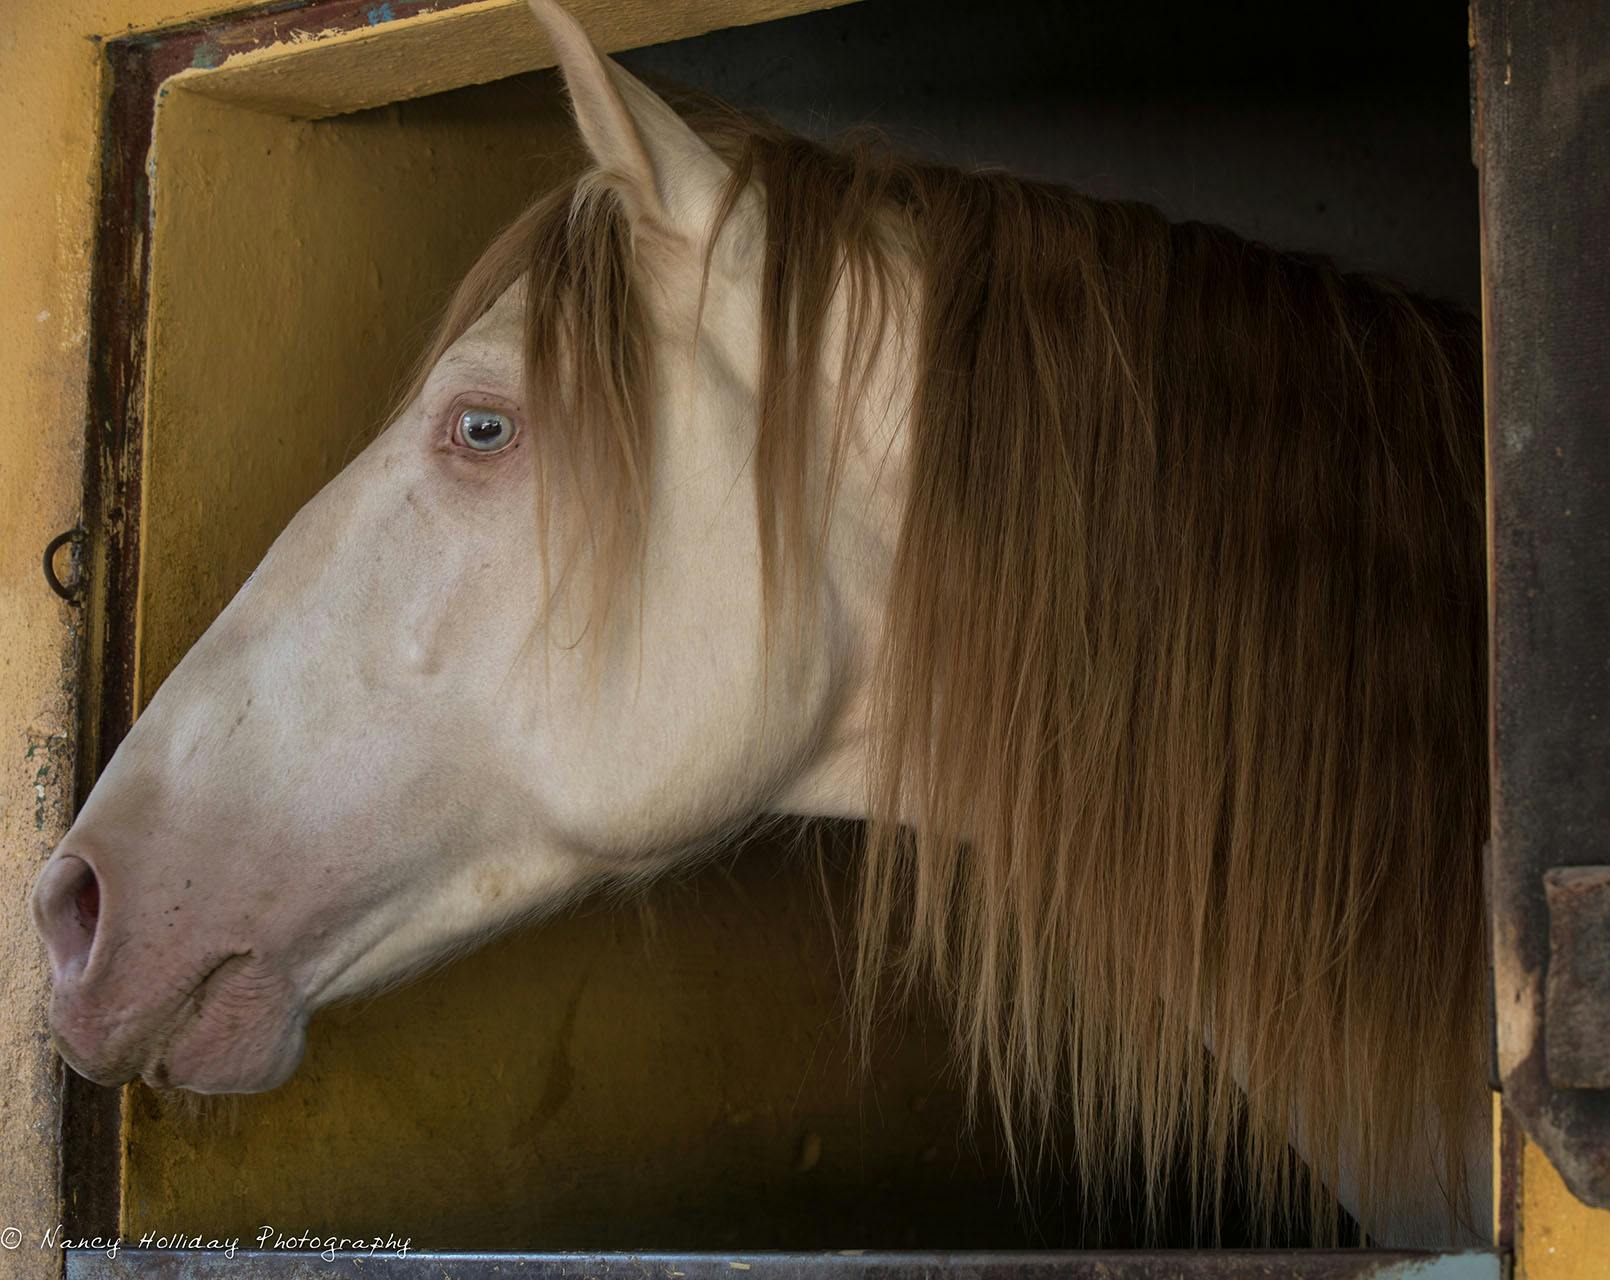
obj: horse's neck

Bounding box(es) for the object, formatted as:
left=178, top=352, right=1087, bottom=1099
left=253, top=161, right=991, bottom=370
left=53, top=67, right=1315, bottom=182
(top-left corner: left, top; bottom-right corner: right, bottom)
left=770, top=324, right=914, bottom=824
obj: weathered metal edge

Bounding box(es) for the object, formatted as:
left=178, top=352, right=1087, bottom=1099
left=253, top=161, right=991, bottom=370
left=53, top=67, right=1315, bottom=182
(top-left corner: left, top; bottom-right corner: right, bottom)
left=1473, top=0, right=1610, bottom=1209
left=65, top=1249, right=1504, bottom=1280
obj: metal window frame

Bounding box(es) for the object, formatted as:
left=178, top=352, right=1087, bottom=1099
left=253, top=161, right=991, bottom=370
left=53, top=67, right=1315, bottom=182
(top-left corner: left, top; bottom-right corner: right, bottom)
left=1474, top=0, right=1610, bottom=1213
left=59, top=0, right=1610, bottom=1271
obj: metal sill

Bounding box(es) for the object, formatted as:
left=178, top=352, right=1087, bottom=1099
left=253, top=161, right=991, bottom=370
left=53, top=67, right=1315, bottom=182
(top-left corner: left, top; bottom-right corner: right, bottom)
left=64, top=1248, right=1503, bottom=1279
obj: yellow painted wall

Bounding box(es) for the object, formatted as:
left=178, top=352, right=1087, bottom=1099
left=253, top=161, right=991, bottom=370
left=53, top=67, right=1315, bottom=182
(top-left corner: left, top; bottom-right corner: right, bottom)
left=1514, top=1134, right=1610, bottom=1280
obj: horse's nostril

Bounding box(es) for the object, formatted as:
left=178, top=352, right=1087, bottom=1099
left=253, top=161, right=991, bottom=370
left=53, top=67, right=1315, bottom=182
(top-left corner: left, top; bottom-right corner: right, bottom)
left=73, top=867, right=100, bottom=930
left=33, top=853, right=102, bottom=981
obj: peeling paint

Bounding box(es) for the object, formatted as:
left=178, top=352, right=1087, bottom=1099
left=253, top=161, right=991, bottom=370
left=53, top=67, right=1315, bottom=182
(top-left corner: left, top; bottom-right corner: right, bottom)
left=159, top=0, right=865, bottom=121
left=24, top=731, right=70, bottom=832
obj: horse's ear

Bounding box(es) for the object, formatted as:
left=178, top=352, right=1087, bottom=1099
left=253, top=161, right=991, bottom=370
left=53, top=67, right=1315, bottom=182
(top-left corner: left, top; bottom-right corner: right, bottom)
left=527, top=0, right=727, bottom=236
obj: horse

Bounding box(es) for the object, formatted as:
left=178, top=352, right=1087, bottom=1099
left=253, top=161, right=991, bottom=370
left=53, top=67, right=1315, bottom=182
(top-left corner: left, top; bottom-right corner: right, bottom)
left=30, top=0, right=1490, bottom=1249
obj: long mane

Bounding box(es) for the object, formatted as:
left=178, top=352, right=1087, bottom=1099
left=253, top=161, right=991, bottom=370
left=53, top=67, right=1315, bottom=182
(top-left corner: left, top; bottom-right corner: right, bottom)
left=413, top=106, right=1488, bottom=1241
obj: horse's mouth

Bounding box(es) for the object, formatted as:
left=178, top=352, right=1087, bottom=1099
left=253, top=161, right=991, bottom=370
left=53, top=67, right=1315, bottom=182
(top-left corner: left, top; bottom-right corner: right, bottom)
left=144, top=952, right=308, bottom=1094
left=140, top=953, right=246, bottom=1086
left=55, top=952, right=308, bottom=1095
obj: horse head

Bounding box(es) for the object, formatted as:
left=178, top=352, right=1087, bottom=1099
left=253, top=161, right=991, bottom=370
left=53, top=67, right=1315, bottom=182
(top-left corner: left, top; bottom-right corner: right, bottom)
left=32, top=0, right=872, bottom=1095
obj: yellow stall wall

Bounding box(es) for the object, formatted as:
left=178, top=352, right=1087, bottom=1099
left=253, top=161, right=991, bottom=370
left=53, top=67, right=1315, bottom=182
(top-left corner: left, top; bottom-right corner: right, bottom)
left=1515, top=1134, right=1610, bottom=1280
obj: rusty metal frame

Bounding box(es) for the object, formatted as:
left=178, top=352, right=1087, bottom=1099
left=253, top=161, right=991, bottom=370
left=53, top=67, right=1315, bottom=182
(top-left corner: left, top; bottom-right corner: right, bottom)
left=64, top=1250, right=1503, bottom=1280
left=1474, top=0, right=1610, bottom=1210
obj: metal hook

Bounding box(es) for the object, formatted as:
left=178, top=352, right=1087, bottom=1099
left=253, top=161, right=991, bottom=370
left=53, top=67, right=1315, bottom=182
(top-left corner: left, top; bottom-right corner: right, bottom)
left=43, top=525, right=86, bottom=605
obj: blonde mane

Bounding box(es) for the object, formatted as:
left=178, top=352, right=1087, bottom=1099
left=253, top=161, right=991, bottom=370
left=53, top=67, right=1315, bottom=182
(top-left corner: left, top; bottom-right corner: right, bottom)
left=412, top=109, right=1488, bottom=1242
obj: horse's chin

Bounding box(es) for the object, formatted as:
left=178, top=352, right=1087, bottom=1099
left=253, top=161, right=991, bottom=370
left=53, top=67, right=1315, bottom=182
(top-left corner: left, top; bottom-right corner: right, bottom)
left=149, top=955, right=308, bottom=1094
left=55, top=953, right=309, bottom=1095
left=154, top=1014, right=307, bottom=1095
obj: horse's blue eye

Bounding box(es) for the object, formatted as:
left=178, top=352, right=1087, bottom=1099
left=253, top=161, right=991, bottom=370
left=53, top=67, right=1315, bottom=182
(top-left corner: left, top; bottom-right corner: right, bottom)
left=458, top=408, right=514, bottom=453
